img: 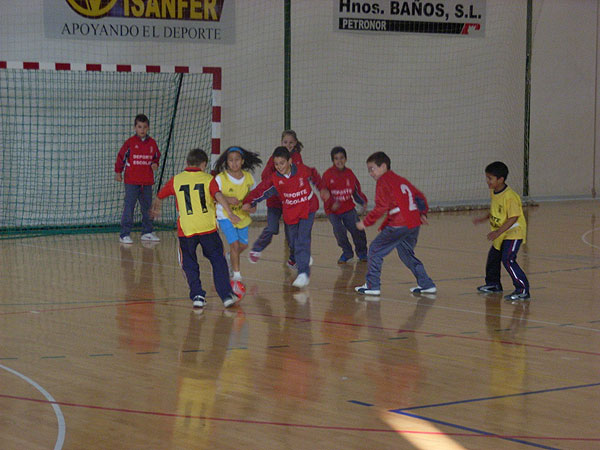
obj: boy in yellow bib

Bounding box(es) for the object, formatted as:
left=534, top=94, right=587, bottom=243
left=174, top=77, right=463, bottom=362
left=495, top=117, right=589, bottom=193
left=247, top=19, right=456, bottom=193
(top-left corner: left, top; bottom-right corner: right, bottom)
left=473, top=161, right=530, bottom=301
left=210, top=147, right=262, bottom=281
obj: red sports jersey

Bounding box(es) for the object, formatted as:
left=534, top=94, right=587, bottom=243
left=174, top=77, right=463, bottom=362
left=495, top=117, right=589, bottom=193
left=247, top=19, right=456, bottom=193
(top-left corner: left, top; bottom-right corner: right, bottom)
left=244, top=163, right=323, bottom=225
left=115, top=135, right=161, bottom=185
left=363, top=170, right=428, bottom=231
left=261, top=150, right=303, bottom=208
left=322, top=166, right=368, bottom=215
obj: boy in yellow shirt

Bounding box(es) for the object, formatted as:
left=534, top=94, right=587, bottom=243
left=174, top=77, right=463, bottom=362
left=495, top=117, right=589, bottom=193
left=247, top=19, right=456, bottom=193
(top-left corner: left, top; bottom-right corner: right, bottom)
left=473, top=161, right=530, bottom=301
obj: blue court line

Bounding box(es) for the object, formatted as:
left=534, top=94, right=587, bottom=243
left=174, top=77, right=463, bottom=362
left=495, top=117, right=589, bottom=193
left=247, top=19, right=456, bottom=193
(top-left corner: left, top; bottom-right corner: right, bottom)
left=392, top=411, right=561, bottom=450
left=391, top=382, right=600, bottom=412
left=348, top=400, right=373, bottom=407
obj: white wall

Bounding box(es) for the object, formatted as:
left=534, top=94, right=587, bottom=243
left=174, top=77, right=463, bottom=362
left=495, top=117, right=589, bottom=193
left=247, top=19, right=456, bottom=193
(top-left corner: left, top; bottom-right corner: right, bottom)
left=1, top=0, right=598, bottom=206
left=530, top=0, right=599, bottom=199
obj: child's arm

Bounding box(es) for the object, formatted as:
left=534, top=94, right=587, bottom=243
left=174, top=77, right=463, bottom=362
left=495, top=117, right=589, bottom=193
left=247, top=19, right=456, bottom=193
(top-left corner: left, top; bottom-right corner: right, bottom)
left=360, top=182, right=390, bottom=229
left=114, top=141, right=128, bottom=182
left=149, top=178, right=175, bottom=219
left=306, top=166, right=330, bottom=202
left=487, top=216, right=518, bottom=241
left=352, top=173, right=368, bottom=212
left=209, top=178, right=240, bottom=224
left=214, top=192, right=241, bottom=224
left=472, top=212, right=490, bottom=225
left=242, top=177, right=277, bottom=209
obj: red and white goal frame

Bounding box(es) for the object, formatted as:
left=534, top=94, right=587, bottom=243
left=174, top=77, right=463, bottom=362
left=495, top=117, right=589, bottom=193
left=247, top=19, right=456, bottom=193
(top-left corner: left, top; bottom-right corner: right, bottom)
left=0, top=61, right=222, bottom=161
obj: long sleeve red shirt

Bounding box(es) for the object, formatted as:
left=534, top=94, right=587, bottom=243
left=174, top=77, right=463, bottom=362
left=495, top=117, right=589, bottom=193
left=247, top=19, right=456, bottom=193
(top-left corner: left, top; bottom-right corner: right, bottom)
left=244, top=163, right=323, bottom=225
left=261, top=150, right=303, bottom=208
left=322, top=166, right=368, bottom=215
left=363, top=170, right=428, bottom=231
left=114, top=135, right=160, bottom=185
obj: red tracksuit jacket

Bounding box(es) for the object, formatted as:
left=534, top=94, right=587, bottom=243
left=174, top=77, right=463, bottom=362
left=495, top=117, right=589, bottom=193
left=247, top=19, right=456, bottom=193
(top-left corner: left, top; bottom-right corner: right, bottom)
left=114, top=135, right=160, bottom=185
left=244, top=163, right=323, bottom=225
left=322, top=166, right=368, bottom=215
left=363, top=170, right=428, bottom=231
left=261, top=150, right=303, bottom=209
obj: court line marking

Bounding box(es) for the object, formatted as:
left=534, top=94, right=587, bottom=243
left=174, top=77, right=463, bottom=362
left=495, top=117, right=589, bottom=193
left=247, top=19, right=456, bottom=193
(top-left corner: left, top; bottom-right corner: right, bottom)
left=390, top=381, right=600, bottom=412
left=0, top=364, right=66, bottom=450
left=581, top=226, right=600, bottom=250
left=390, top=411, right=560, bottom=450
left=7, top=239, right=600, bottom=333
left=0, top=392, right=596, bottom=443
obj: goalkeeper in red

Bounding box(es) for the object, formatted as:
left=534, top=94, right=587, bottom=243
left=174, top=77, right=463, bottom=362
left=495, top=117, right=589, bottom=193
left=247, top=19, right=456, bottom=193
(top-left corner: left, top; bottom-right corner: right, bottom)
left=354, top=152, right=436, bottom=296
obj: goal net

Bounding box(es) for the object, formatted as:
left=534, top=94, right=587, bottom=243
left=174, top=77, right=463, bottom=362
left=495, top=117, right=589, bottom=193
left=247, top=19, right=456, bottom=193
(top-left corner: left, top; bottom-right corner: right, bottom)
left=0, top=64, right=219, bottom=238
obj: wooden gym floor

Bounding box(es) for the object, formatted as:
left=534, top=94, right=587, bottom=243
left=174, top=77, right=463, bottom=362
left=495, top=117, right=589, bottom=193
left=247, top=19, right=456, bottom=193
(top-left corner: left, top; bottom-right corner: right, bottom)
left=1, top=200, right=599, bottom=449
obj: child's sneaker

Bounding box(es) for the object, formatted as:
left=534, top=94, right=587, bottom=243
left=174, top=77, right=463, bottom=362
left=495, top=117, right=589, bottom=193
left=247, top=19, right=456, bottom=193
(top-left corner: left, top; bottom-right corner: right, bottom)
left=504, top=290, right=530, bottom=301
left=286, top=258, right=297, bottom=269
left=141, top=232, right=160, bottom=242
left=292, top=273, right=310, bottom=288
left=223, top=295, right=238, bottom=308
left=337, top=254, right=354, bottom=264
left=477, top=284, right=503, bottom=293
left=119, top=235, right=133, bottom=244
left=354, top=283, right=381, bottom=295
left=410, top=286, right=437, bottom=294
left=358, top=255, right=368, bottom=263
left=248, top=251, right=261, bottom=264
left=192, top=295, right=206, bottom=308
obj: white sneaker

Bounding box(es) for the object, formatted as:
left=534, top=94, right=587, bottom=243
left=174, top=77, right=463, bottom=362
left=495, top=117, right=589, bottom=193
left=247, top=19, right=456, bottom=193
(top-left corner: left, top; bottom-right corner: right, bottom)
left=354, top=283, right=381, bottom=296
left=192, top=295, right=206, bottom=308
left=292, top=273, right=310, bottom=288
left=248, top=251, right=261, bottom=264
left=223, top=295, right=238, bottom=308
left=119, top=235, right=133, bottom=244
left=141, top=232, right=160, bottom=242
left=410, top=286, right=437, bottom=294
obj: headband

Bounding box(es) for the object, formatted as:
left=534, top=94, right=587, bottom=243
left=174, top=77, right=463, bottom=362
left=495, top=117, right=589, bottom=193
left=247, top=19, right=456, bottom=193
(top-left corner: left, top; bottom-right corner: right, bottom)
left=227, top=147, right=244, bottom=155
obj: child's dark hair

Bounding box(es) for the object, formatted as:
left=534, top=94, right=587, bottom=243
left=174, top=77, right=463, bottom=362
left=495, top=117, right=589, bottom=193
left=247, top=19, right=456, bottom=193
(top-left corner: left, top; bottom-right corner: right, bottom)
left=330, top=146, right=347, bottom=161
left=272, top=146, right=291, bottom=160
left=187, top=148, right=208, bottom=167
left=134, top=114, right=149, bottom=126
left=485, top=161, right=509, bottom=180
left=282, top=130, right=303, bottom=153
left=213, top=146, right=263, bottom=174
left=366, top=151, right=391, bottom=169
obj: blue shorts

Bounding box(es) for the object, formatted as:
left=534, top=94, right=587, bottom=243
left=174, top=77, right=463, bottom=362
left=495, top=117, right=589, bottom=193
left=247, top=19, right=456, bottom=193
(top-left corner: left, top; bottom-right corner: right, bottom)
left=218, top=219, right=249, bottom=245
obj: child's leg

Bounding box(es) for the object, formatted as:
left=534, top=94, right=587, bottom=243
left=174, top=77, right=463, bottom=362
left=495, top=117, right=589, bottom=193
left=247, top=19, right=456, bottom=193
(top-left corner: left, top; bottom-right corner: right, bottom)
left=283, top=223, right=295, bottom=263
left=120, top=184, right=140, bottom=238
left=293, top=213, right=315, bottom=275
left=219, top=219, right=239, bottom=272
left=485, top=245, right=503, bottom=288
left=178, top=236, right=205, bottom=300
left=139, top=184, right=154, bottom=234
left=500, top=240, right=529, bottom=292
left=328, top=212, right=354, bottom=259
left=251, top=207, right=282, bottom=252
left=342, top=209, right=368, bottom=259
left=395, top=227, right=435, bottom=289
left=199, top=232, right=234, bottom=301
left=365, top=227, right=404, bottom=290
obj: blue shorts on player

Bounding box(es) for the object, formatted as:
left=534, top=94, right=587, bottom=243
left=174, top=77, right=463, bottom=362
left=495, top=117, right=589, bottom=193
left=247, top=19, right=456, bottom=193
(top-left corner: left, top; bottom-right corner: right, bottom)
left=218, top=219, right=249, bottom=245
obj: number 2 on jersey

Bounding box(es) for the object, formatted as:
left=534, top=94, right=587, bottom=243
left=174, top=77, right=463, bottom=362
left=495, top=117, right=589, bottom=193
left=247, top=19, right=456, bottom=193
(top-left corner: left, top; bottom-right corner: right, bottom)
left=401, top=184, right=418, bottom=211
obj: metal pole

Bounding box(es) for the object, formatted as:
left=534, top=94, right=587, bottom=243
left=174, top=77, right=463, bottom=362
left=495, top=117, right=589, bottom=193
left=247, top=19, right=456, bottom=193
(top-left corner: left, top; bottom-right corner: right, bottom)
left=284, top=0, right=291, bottom=130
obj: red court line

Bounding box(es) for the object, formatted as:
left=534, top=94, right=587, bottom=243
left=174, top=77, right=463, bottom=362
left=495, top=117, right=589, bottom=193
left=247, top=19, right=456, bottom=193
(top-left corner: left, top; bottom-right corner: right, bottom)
left=0, top=393, right=597, bottom=442
left=1, top=298, right=599, bottom=357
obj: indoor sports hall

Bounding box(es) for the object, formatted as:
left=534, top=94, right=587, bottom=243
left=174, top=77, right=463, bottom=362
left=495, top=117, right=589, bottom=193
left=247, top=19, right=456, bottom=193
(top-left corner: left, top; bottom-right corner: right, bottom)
left=1, top=1, right=599, bottom=449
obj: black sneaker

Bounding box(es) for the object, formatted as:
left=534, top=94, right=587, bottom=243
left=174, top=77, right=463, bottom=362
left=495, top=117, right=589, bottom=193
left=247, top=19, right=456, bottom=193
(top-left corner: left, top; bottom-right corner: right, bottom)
left=477, top=284, right=503, bottom=293
left=504, top=290, right=530, bottom=301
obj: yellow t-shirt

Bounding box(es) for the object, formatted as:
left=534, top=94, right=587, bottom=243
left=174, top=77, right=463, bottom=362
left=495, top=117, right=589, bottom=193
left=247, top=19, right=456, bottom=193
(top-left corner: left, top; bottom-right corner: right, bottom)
left=215, top=170, right=254, bottom=229
left=489, top=185, right=527, bottom=250
left=173, top=170, right=217, bottom=236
